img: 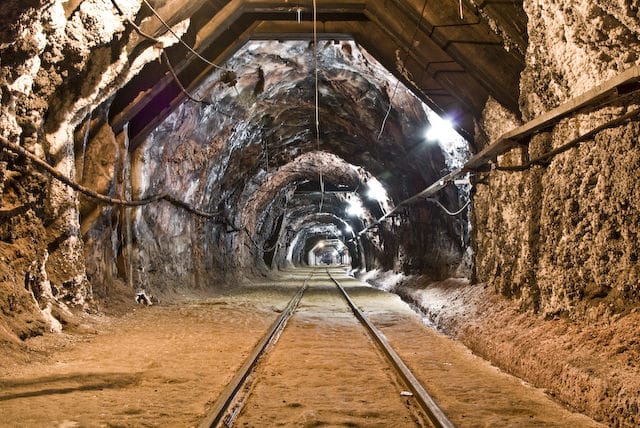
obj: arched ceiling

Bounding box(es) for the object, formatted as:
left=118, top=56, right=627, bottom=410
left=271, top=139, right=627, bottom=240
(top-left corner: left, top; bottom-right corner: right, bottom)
left=107, top=0, right=527, bottom=148
left=119, top=34, right=476, bottom=273
left=64, top=0, right=518, bottom=277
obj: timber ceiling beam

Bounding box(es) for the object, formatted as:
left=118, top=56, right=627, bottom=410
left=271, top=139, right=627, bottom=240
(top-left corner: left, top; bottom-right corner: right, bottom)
left=109, top=0, right=526, bottom=148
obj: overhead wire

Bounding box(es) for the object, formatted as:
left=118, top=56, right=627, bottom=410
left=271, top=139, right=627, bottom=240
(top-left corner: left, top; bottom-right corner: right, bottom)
left=161, top=51, right=245, bottom=121
left=140, top=0, right=231, bottom=72
left=313, top=0, right=325, bottom=213
left=113, top=4, right=248, bottom=123
left=118, top=1, right=328, bottom=134
left=377, top=0, right=429, bottom=140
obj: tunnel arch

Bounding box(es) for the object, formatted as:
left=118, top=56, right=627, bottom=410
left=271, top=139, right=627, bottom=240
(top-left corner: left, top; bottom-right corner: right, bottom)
left=68, top=38, right=472, bottom=293
left=115, top=39, right=472, bottom=286
left=234, top=150, right=391, bottom=270
left=281, top=211, right=366, bottom=270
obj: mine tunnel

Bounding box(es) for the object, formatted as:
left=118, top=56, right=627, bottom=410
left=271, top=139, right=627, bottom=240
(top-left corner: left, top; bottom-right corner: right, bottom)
left=1, top=0, right=639, bottom=426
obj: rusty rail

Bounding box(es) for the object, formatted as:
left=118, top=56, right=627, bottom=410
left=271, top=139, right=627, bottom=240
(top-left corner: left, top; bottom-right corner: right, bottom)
left=327, top=269, right=455, bottom=428
left=199, top=277, right=309, bottom=427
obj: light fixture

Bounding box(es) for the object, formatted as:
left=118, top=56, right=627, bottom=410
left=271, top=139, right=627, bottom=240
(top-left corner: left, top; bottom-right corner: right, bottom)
left=346, top=199, right=364, bottom=217
left=366, top=177, right=388, bottom=202
left=425, top=111, right=457, bottom=143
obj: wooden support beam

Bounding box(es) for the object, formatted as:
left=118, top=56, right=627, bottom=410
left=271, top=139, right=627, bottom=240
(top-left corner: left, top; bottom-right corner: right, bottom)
left=466, top=65, right=640, bottom=170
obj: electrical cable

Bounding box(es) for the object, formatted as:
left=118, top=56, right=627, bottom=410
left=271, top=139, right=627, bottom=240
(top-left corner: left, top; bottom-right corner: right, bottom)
left=424, top=198, right=470, bottom=216
left=377, top=0, right=429, bottom=140
left=141, top=0, right=231, bottom=72
left=125, top=16, right=162, bottom=43
left=118, top=5, right=250, bottom=124
left=495, top=107, right=640, bottom=172
left=119, top=0, right=323, bottom=132
left=312, top=0, right=325, bottom=213
left=110, top=0, right=162, bottom=43
left=0, top=135, right=223, bottom=219
left=162, top=51, right=244, bottom=121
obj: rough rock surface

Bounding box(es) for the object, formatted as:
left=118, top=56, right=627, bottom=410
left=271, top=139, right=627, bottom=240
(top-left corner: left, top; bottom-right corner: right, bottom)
left=475, top=1, right=640, bottom=316
left=466, top=1, right=640, bottom=423
left=0, top=0, right=182, bottom=341
left=520, top=0, right=640, bottom=120
left=81, top=40, right=469, bottom=296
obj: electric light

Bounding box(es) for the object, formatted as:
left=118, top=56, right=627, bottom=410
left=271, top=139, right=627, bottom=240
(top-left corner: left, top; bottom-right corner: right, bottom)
left=346, top=199, right=364, bottom=217
left=425, top=112, right=457, bottom=143
left=366, top=177, right=388, bottom=202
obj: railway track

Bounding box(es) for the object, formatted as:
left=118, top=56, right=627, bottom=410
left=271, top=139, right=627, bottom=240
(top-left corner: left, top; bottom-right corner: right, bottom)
left=199, top=268, right=454, bottom=428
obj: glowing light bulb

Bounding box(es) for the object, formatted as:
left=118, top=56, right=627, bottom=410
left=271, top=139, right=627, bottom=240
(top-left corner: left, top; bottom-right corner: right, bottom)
left=346, top=199, right=364, bottom=217
left=366, top=177, right=388, bottom=202
left=425, top=112, right=457, bottom=143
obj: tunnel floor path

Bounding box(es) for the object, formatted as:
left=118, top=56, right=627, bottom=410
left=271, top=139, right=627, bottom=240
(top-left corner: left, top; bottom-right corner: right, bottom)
left=331, top=269, right=602, bottom=427
left=0, top=268, right=601, bottom=427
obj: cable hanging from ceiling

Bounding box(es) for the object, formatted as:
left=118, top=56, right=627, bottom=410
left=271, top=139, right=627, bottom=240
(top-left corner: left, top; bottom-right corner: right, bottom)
left=162, top=51, right=245, bottom=121
left=140, top=0, right=232, bottom=72
left=114, top=2, right=248, bottom=123
left=377, top=0, right=429, bottom=140
left=313, top=0, right=325, bottom=213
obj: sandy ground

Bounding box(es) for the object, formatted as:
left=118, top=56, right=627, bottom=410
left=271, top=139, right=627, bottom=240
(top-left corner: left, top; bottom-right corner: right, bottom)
left=388, top=276, right=640, bottom=426
left=0, top=268, right=603, bottom=427
left=234, top=275, right=428, bottom=427
left=336, top=273, right=601, bottom=428
left=0, top=287, right=294, bottom=427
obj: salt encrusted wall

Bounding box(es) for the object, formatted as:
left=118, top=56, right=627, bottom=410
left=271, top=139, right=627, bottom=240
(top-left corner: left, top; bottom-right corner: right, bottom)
left=474, top=1, right=640, bottom=316
left=0, top=0, right=179, bottom=340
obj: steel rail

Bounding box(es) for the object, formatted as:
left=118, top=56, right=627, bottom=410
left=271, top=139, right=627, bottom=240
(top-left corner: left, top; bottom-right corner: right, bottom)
left=199, top=278, right=309, bottom=428
left=327, top=270, right=455, bottom=428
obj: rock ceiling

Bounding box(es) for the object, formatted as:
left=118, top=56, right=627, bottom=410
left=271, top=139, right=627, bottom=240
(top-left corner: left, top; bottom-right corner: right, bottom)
left=0, top=0, right=527, bottom=279
left=108, top=0, right=527, bottom=147
left=95, top=0, right=527, bottom=269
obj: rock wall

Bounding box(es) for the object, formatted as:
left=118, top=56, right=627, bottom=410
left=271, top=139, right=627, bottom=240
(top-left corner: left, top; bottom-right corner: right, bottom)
left=474, top=1, right=640, bottom=316
left=0, top=0, right=179, bottom=340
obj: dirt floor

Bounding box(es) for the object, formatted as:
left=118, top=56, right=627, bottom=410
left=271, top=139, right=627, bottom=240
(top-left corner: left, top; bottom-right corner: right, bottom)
left=233, top=276, right=428, bottom=427
left=0, top=269, right=604, bottom=427
left=388, top=275, right=640, bottom=427
left=0, top=285, right=295, bottom=427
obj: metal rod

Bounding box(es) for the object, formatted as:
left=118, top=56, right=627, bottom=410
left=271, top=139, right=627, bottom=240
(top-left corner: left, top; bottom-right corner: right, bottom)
left=359, top=64, right=640, bottom=237
left=199, top=281, right=309, bottom=427
left=328, top=270, right=455, bottom=428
